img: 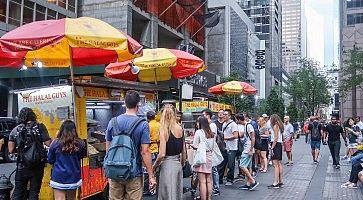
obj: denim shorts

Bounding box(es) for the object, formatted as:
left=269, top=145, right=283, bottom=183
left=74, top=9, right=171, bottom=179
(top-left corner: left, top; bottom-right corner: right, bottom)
left=239, top=153, right=252, bottom=168
left=311, top=140, right=321, bottom=150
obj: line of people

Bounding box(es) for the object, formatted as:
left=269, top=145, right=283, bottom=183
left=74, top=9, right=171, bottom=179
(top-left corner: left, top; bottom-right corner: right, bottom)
left=8, top=90, right=301, bottom=200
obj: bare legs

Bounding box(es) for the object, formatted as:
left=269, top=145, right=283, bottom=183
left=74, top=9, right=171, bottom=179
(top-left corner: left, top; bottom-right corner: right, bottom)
left=272, top=160, right=282, bottom=185
left=260, top=151, right=268, bottom=171
left=53, top=189, right=77, bottom=200
left=198, top=173, right=212, bottom=200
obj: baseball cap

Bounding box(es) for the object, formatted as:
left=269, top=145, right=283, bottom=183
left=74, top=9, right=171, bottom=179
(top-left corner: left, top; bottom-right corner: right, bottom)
left=262, top=114, right=269, bottom=118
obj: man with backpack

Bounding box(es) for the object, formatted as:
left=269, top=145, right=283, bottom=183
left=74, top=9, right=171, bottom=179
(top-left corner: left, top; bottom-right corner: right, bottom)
left=215, top=109, right=227, bottom=186
left=236, top=114, right=259, bottom=191
left=8, top=107, right=52, bottom=200
left=222, top=109, right=239, bottom=186
left=308, top=117, right=325, bottom=164
left=104, top=90, right=156, bottom=200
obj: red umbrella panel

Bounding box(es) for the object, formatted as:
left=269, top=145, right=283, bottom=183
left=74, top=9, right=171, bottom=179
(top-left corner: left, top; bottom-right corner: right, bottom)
left=208, top=81, right=257, bottom=95
left=0, top=17, right=143, bottom=68
left=104, top=48, right=206, bottom=82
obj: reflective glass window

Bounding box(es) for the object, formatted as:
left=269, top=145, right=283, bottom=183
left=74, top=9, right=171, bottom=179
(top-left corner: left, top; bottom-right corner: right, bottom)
left=9, top=0, right=21, bottom=26
left=23, top=1, right=34, bottom=24
left=0, top=0, right=5, bottom=23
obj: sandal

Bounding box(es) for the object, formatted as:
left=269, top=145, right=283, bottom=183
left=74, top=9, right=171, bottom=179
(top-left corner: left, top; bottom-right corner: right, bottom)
left=340, top=182, right=351, bottom=188
left=261, top=169, right=268, bottom=173
left=347, top=183, right=358, bottom=189
left=194, top=196, right=201, bottom=200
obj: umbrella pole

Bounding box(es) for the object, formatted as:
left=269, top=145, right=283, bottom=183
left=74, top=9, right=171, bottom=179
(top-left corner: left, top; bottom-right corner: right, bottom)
left=154, top=68, right=159, bottom=111
left=69, top=47, right=77, bottom=123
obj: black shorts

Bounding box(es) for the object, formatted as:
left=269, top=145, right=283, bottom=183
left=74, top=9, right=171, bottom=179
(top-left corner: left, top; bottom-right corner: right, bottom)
left=272, top=143, right=283, bottom=161
left=259, top=139, right=269, bottom=151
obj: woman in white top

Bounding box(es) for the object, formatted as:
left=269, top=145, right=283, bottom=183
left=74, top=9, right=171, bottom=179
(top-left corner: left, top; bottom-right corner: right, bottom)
left=192, top=116, right=215, bottom=200
left=268, top=114, right=284, bottom=189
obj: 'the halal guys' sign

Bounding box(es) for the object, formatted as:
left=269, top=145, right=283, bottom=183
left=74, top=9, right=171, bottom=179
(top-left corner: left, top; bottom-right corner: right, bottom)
left=18, top=86, right=73, bottom=108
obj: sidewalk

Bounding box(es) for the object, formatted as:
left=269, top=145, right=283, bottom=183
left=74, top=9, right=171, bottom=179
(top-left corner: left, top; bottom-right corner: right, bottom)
left=1, top=137, right=362, bottom=199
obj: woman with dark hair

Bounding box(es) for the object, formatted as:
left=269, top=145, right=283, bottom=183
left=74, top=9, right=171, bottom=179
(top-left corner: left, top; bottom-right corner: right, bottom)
left=192, top=116, right=215, bottom=200
left=8, top=107, right=51, bottom=200
left=345, top=117, right=362, bottom=161
left=48, top=120, right=87, bottom=200
left=268, top=114, right=284, bottom=189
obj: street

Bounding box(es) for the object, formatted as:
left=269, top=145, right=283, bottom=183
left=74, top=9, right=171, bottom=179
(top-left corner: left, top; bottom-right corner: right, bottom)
left=1, top=137, right=362, bottom=200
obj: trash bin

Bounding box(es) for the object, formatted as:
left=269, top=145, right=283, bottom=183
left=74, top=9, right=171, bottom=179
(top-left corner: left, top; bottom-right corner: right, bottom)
left=0, top=174, right=13, bottom=200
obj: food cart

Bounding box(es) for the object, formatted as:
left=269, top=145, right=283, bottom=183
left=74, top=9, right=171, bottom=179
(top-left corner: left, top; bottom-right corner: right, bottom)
left=14, top=76, right=168, bottom=199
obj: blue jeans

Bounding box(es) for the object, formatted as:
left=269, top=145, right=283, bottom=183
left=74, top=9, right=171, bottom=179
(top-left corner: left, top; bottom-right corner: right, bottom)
left=226, top=150, right=237, bottom=182
left=352, top=153, right=363, bottom=166
left=212, top=166, right=219, bottom=192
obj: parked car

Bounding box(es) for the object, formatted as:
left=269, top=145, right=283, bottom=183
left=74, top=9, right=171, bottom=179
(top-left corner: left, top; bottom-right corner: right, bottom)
left=0, top=117, right=17, bottom=163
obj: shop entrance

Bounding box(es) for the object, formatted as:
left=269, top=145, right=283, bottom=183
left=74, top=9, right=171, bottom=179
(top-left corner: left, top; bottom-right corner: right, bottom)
left=0, top=86, right=8, bottom=117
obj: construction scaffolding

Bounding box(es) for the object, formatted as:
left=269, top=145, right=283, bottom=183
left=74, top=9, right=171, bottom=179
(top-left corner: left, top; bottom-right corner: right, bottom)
left=134, top=0, right=206, bottom=46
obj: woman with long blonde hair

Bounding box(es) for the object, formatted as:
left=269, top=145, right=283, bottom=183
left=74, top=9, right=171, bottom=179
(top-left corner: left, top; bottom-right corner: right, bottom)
left=268, top=114, right=284, bottom=189
left=153, top=104, right=185, bottom=200
left=258, top=117, right=269, bottom=173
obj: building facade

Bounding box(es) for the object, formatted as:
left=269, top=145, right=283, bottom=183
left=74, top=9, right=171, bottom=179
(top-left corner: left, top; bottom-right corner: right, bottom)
left=281, top=0, right=302, bottom=75
left=340, top=0, right=363, bottom=120
left=206, top=0, right=260, bottom=94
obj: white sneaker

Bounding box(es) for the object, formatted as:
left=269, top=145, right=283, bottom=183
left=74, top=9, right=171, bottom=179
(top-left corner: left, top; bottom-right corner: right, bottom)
left=225, top=181, right=233, bottom=186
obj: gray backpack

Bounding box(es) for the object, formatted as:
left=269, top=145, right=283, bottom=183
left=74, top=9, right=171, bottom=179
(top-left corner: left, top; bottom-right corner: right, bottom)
left=104, top=117, right=145, bottom=181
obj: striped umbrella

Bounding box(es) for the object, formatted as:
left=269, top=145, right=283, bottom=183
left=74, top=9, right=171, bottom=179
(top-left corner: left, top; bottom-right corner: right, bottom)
left=0, top=17, right=142, bottom=68
left=208, top=81, right=257, bottom=95
left=104, top=48, right=206, bottom=82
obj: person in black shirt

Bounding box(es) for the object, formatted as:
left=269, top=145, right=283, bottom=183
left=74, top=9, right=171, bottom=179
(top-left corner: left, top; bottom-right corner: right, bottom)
left=323, top=116, right=345, bottom=169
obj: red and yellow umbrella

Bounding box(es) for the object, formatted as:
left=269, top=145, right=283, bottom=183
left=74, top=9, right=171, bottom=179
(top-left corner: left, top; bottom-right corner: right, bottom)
left=208, top=81, right=257, bottom=95
left=0, top=17, right=142, bottom=68
left=104, top=48, right=206, bottom=82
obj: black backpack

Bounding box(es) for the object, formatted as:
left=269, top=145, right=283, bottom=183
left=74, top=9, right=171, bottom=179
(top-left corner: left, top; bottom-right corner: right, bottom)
left=311, top=123, right=320, bottom=140
left=17, top=123, right=46, bottom=167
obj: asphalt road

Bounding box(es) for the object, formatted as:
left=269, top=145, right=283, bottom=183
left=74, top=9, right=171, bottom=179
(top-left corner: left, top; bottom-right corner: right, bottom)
left=1, top=136, right=362, bottom=199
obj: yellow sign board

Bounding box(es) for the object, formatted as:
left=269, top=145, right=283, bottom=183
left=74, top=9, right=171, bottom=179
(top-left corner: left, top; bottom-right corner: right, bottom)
left=176, top=101, right=209, bottom=113
left=83, top=87, right=110, bottom=100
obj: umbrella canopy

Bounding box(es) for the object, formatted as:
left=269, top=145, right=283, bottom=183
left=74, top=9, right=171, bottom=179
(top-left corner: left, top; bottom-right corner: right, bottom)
left=208, top=81, right=257, bottom=95
left=104, top=48, right=206, bottom=82
left=0, top=17, right=142, bottom=68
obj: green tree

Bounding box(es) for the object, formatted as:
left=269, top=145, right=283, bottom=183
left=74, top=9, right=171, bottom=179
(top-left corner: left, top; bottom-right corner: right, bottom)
left=340, top=47, right=363, bottom=99
left=266, top=87, right=285, bottom=118
left=286, top=104, right=299, bottom=122
left=284, top=58, right=331, bottom=116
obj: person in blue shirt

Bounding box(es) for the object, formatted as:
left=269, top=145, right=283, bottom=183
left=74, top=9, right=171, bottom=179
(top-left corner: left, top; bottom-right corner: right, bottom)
left=48, top=120, right=87, bottom=200
left=105, top=90, right=156, bottom=199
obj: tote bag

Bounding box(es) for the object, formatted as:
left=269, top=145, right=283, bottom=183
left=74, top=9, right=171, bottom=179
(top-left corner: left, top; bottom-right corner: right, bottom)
left=211, top=141, right=224, bottom=167
left=193, top=140, right=207, bottom=166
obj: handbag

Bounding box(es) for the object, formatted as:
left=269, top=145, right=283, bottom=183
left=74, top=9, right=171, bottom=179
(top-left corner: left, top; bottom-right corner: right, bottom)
left=182, top=137, right=193, bottom=178
left=193, top=140, right=207, bottom=166
left=193, top=130, right=207, bottom=166
left=211, top=141, right=224, bottom=167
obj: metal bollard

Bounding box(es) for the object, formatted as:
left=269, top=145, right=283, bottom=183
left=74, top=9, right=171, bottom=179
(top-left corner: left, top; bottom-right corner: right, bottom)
left=0, top=174, right=13, bottom=200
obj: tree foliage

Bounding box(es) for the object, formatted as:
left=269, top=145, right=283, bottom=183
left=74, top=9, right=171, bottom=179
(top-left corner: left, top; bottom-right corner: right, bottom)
left=284, top=58, right=331, bottom=116
left=340, top=47, right=363, bottom=99
left=286, top=104, right=299, bottom=122
left=266, top=87, right=285, bottom=118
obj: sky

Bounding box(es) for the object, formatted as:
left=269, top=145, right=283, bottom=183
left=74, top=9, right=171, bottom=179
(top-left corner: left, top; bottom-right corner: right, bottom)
left=304, top=0, right=339, bottom=67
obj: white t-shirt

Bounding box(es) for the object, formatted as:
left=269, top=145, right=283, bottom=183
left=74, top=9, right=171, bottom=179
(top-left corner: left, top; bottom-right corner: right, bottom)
left=237, top=123, right=254, bottom=153
left=266, top=120, right=272, bottom=131
left=283, top=123, right=294, bottom=141
left=193, top=129, right=215, bottom=151
left=222, top=120, right=239, bottom=151
left=210, top=122, right=218, bottom=135
left=356, top=121, right=363, bottom=131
